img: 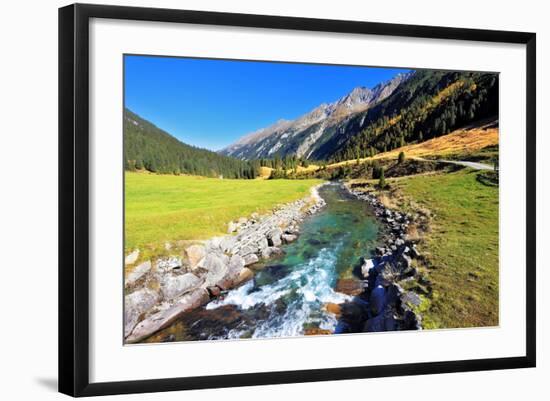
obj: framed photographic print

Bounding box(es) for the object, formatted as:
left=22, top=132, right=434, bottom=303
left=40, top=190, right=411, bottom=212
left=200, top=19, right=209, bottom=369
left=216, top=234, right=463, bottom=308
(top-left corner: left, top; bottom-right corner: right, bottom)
left=58, top=3, right=536, bottom=397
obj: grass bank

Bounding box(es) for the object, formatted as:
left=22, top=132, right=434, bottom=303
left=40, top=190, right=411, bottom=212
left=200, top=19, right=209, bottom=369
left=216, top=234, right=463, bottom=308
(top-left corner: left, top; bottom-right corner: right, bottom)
left=393, top=169, right=499, bottom=329
left=125, top=172, right=323, bottom=252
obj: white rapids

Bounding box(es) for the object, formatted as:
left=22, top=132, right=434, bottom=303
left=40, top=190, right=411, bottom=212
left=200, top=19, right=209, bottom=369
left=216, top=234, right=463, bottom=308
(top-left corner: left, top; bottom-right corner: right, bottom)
left=206, top=246, right=351, bottom=339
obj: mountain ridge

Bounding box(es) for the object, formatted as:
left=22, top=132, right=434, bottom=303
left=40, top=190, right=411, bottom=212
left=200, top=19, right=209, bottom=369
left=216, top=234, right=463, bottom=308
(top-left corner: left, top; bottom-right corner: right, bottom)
left=219, top=72, right=412, bottom=160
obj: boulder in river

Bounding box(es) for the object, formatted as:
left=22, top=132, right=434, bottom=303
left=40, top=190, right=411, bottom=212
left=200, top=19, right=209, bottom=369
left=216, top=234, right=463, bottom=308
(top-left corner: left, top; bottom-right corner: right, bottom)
left=281, top=234, right=298, bottom=244
left=361, top=258, right=375, bottom=279
left=217, top=255, right=246, bottom=290
left=234, top=267, right=254, bottom=286
left=369, top=285, right=387, bottom=315
left=261, top=246, right=283, bottom=259
left=200, top=253, right=229, bottom=288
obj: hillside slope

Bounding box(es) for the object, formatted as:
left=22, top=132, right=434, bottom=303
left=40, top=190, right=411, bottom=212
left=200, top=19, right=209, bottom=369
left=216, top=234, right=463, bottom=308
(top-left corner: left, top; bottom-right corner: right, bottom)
left=124, top=109, right=259, bottom=178
left=329, top=70, right=498, bottom=162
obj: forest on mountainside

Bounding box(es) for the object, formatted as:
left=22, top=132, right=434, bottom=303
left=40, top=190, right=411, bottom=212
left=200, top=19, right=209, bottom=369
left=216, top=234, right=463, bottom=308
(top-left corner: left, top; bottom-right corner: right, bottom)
left=124, top=109, right=260, bottom=178
left=327, top=71, right=498, bottom=162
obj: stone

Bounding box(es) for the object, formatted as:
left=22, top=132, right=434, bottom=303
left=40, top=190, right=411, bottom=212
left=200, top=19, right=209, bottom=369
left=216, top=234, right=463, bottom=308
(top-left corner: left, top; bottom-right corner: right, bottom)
left=384, top=313, right=398, bottom=331
left=156, top=257, right=183, bottom=272
left=161, top=334, right=176, bottom=343
left=238, top=217, right=247, bottom=225
left=124, top=288, right=160, bottom=338
left=126, top=288, right=210, bottom=343
left=216, top=255, right=246, bottom=290
left=164, top=242, right=172, bottom=251
left=205, top=237, right=223, bottom=253
left=335, top=278, right=363, bottom=296
left=125, top=260, right=151, bottom=288
left=402, top=291, right=422, bottom=307
left=207, top=286, right=222, bottom=298
left=185, top=245, right=206, bottom=268
left=361, top=258, right=375, bottom=279
left=364, top=314, right=385, bottom=332
left=267, top=227, right=283, bottom=247
left=125, top=249, right=139, bottom=265
left=234, top=267, right=254, bottom=286
left=160, top=272, right=202, bottom=300
left=398, top=254, right=413, bottom=270
left=261, top=246, right=283, bottom=259
left=199, top=254, right=229, bottom=288
left=257, top=237, right=269, bottom=251
left=220, top=236, right=237, bottom=253
left=243, top=253, right=259, bottom=266
left=238, top=245, right=257, bottom=257
left=369, top=285, right=386, bottom=315
left=281, top=234, right=297, bottom=244
left=410, top=246, right=421, bottom=258
left=325, top=303, right=342, bottom=316
left=304, top=328, right=332, bottom=335
left=227, top=221, right=238, bottom=234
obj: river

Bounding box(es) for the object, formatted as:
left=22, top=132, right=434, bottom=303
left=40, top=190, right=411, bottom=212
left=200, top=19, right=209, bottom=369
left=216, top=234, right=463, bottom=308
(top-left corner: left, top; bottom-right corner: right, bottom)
left=144, top=183, right=381, bottom=343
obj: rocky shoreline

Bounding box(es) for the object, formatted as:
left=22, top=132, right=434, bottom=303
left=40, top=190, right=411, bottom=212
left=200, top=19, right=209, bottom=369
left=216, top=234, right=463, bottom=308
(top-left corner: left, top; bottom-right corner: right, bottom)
left=337, top=184, right=423, bottom=332
left=124, top=184, right=327, bottom=344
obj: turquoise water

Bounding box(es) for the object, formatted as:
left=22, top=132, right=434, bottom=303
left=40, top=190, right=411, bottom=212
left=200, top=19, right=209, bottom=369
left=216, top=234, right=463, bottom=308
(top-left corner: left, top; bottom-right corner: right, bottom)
left=144, top=183, right=380, bottom=342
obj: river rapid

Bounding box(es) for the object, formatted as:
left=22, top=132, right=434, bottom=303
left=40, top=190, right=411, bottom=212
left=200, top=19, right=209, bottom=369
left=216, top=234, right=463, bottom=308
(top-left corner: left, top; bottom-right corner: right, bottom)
left=144, top=183, right=381, bottom=343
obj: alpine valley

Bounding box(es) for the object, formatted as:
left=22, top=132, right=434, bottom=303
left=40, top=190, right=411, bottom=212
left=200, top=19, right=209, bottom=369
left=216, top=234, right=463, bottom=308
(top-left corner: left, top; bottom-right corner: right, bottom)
left=123, top=61, right=500, bottom=344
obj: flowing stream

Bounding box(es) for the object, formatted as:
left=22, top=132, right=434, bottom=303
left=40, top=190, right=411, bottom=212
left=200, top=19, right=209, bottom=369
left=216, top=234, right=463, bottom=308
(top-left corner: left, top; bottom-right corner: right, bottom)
left=144, top=183, right=380, bottom=343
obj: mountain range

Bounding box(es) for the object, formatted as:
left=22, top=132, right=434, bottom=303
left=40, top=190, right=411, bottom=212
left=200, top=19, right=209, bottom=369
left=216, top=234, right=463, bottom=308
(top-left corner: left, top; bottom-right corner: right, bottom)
left=219, top=72, right=412, bottom=160
left=124, top=69, right=498, bottom=177
left=219, top=69, right=498, bottom=163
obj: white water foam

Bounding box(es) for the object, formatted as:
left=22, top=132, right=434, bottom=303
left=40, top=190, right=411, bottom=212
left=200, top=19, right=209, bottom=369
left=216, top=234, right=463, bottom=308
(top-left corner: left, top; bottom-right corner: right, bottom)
left=207, top=246, right=352, bottom=338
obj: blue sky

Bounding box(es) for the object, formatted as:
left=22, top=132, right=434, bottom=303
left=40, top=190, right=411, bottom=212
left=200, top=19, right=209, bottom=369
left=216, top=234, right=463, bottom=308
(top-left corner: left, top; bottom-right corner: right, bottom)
left=124, top=55, right=409, bottom=151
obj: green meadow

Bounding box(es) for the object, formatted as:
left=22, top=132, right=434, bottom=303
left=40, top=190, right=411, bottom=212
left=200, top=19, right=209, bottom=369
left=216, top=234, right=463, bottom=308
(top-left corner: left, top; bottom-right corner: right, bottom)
left=125, top=172, right=323, bottom=252
left=394, top=169, right=499, bottom=329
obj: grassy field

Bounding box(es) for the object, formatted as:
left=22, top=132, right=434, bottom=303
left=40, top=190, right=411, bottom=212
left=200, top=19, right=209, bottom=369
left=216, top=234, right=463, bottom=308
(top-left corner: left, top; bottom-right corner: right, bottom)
left=125, top=172, right=323, bottom=253
left=391, top=169, right=499, bottom=329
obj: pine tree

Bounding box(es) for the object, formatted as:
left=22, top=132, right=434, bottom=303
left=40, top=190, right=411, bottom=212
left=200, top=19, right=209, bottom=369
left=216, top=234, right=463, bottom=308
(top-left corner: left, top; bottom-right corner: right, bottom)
left=398, top=151, right=405, bottom=164
left=378, top=168, right=386, bottom=189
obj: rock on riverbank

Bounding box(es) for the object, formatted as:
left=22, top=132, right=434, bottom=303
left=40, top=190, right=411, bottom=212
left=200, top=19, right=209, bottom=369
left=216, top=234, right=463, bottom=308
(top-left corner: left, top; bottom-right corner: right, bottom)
left=335, top=185, right=423, bottom=332
left=124, top=184, right=327, bottom=343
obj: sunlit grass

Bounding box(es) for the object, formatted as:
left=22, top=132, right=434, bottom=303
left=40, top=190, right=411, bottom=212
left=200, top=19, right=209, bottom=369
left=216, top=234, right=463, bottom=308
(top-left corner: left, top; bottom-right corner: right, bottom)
left=125, top=172, right=323, bottom=252
left=395, top=169, right=499, bottom=328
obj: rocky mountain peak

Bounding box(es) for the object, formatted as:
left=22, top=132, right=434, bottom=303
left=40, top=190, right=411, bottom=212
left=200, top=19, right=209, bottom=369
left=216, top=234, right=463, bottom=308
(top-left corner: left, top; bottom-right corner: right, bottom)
left=219, top=71, right=412, bottom=160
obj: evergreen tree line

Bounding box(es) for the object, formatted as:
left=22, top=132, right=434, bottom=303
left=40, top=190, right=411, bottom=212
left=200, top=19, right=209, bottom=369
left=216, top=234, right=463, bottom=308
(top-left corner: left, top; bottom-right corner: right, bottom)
left=124, top=109, right=259, bottom=179
left=258, top=154, right=310, bottom=171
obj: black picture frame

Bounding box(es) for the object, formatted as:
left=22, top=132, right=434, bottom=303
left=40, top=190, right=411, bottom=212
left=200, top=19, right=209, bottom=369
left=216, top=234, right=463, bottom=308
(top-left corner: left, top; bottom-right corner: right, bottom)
left=58, top=3, right=536, bottom=397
